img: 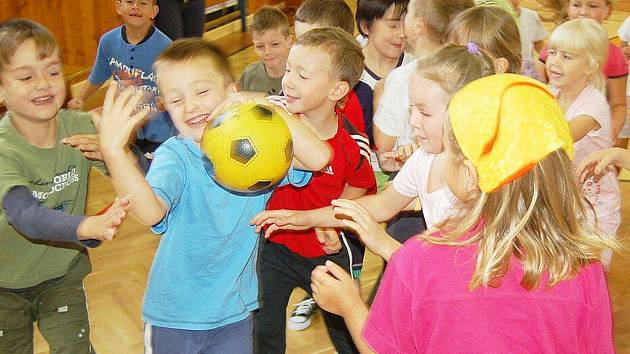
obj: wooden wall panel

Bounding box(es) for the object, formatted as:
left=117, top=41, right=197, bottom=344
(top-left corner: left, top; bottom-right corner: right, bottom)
left=1, top=0, right=120, bottom=69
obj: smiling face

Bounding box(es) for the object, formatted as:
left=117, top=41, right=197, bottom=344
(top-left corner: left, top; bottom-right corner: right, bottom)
left=567, top=0, right=610, bottom=22
left=281, top=44, right=340, bottom=116
left=408, top=73, right=450, bottom=154
left=545, top=46, right=592, bottom=91
left=156, top=60, right=234, bottom=142
left=362, top=4, right=406, bottom=60
left=252, top=28, right=293, bottom=75
left=0, top=39, right=65, bottom=126
left=116, top=0, right=159, bottom=28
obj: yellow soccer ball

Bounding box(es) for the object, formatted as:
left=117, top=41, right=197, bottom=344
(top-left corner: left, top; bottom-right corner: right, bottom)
left=201, top=102, right=293, bottom=193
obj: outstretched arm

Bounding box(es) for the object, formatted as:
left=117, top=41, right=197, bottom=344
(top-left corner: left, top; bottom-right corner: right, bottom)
left=98, top=82, right=167, bottom=226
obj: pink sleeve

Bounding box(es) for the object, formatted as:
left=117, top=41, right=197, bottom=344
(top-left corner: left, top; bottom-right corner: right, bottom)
left=362, top=250, right=415, bottom=354
left=604, top=42, right=629, bottom=78
left=392, top=150, right=423, bottom=198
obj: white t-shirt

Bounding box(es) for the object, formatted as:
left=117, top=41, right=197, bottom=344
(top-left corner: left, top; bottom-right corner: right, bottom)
left=564, top=85, right=620, bottom=238
left=392, top=149, right=458, bottom=228
left=518, top=7, right=547, bottom=60
left=372, top=60, right=417, bottom=148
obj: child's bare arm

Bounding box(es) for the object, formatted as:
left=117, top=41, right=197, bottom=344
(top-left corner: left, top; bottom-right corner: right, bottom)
left=252, top=184, right=414, bottom=238
left=278, top=110, right=332, bottom=171
left=68, top=81, right=102, bottom=111
left=578, top=147, right=630, bottom=181
left=569, top=114, right=600, bottom=142
left=98, top=82, right=167, bottom=226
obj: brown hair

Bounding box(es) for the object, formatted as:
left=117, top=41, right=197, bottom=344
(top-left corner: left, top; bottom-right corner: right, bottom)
left=251, top=5, right=290, bottom=37
left=447, top=6, right=522, bottom=74
left=295, top=27, right=364, bottom=88
left=412, top=0, right=474, bottom=44
left=155, top=39, right=234, bottom=84
left=534, top=0, right=613, bottom=24
left=415, top=44, right=496, bottom=96
left=295, top=0, right=355, bottom=35
left=0, top=19, right=59, bottom=70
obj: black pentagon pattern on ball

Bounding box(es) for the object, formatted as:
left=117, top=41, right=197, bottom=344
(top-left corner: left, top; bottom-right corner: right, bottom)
left=250, top=104, right=274, bottom=120
left=230, top=138, right=256, bottom=164
left=201, top=155, right=216, bottom=177
left=284, top=139, right=293, bottom=164
left=248, top=180, right=273, bottom=192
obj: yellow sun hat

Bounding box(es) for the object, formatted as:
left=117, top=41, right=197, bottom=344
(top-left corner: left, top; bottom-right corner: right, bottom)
left=448, top=73, right=573, bottom=193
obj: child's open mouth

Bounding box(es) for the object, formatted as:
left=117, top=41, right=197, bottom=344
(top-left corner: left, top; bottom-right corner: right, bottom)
left=187, top=114, right=210, bottom=127
left=32, top=95, right=54, bottom=105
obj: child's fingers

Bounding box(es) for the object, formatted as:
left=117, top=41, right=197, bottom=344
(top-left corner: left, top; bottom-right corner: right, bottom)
left=62, top=133, right=98, bottom=146
left=324, top=260, right=348, bottom=281
left=129, top=106, right=152, bottom=128
left=339, top=218, right=364, bottom=236
left=263, top=224, right=280, bottom=239
left=102, top=81, right=119, bottom=114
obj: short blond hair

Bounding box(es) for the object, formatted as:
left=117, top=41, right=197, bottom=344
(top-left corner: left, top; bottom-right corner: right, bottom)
left=294, top=27, right=364, bottom=88
left=155, top=39, right=234, bottom=85
left=0, top=19, right=59, bottom=71
left=251, top=5, right=290, bottom=37
left=294, top=0, right=355, bottom=35
left=447, top=6, right=522, bottom=74
left=548, top=18, right=608, bottom=93
left=412, top=0, right=474, bottom=45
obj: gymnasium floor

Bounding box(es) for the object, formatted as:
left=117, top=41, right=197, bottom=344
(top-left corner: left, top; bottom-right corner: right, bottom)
left=31, top=0, right=630, bottom=353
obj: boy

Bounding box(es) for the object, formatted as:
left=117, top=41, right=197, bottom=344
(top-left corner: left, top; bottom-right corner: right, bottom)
left=97, top=39, right=331, bottom=353
left=68, top=0, right=176, bottom=155
left=255, top=28, right=376, bottom=354
left=293, top=0, right=367, bottom=135
left=0, top=19, right=128, bottom=353
left=239, top=5, right=293, bottom=95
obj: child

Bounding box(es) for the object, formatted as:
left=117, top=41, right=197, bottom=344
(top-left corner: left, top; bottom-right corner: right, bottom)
left=68, top=0, right=176, bottom=155
left=254, top=28, right=376, bottom=354
left=546, top=18, right=620, bottom=266
left=579, top=146, right=630, bottom=176
left=293, top=0, right=367, bottom=135
left=509, top=0, right=547, bottom=79
left=252, top=43, right=495, bottom=254
left=538, top=0, right=628, bottom=144
left=312, top=74, right=617, bottom=354
left=354, top=0, right=410, bottom=144
left=239, top=5, right=293, bottom=95
left=0, top=19, right=128, bottom=353
left=97, top=39, right=331, bottom=353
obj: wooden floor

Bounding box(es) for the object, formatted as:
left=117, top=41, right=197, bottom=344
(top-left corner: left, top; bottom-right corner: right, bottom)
left=30, top=1, right=630, bottom=353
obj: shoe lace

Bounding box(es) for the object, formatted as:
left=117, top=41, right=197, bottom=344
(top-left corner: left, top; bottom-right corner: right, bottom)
left=292, top=298, right=316, bottom=315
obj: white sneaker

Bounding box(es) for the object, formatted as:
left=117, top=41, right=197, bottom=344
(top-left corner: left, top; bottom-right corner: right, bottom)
left=287, top=297, right=317, bottom=331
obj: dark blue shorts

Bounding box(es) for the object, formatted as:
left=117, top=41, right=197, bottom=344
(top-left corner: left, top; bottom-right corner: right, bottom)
left=144, top=314, right=253, bottom=354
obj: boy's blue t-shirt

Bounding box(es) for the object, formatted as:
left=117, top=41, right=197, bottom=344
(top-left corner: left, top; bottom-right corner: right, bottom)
left=89, top=25, right=177, bottom=143
left=143, top=136, right=310, bottom=330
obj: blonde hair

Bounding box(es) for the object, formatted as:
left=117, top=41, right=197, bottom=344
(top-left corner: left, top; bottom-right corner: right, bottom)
left=251, top=5, right=290, bottom=37
left=155, top=39, right=234, bottom=85
left=295, top=0, right=355, bottom=35
left=447, top=6, right=522, bottom=74
left=412, top=0, right=474, bottom=44
left=547, top=18, right=608, bottom=93
left=295, top=27, right=364, bottom=88
left=424, top=122, right=620, bottom=291
left=416, top=44, right=496, bottom=96
left=0, top=19, right=59, bottom=70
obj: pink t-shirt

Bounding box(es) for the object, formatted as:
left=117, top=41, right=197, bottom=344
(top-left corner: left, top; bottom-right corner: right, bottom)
left=363, top=235, right=614, bottom=354
left=540, top=42, right=629, bottom=79
left=392, top=150, right=458, bottom=228
left=565, top=85, right=620, bottom=238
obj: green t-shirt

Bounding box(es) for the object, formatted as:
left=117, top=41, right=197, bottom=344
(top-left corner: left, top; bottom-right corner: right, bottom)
left=0, top=109, right=106, bottom=289
left=238, top=61, right=283, bottom=95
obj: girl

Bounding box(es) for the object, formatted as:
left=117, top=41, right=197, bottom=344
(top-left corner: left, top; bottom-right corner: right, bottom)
left=547, top=18, right=621, bottom=266
left=373, top=0, right=474, bottom=164
left=377, top=4, right=523, bottom=172
left=538, top=0, right=628, bottom=143
left=251, top=43, right=495, bottom=240
left=311, top=74, right=618, bottom=353
left=354, top=0, right=410, bottom=144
